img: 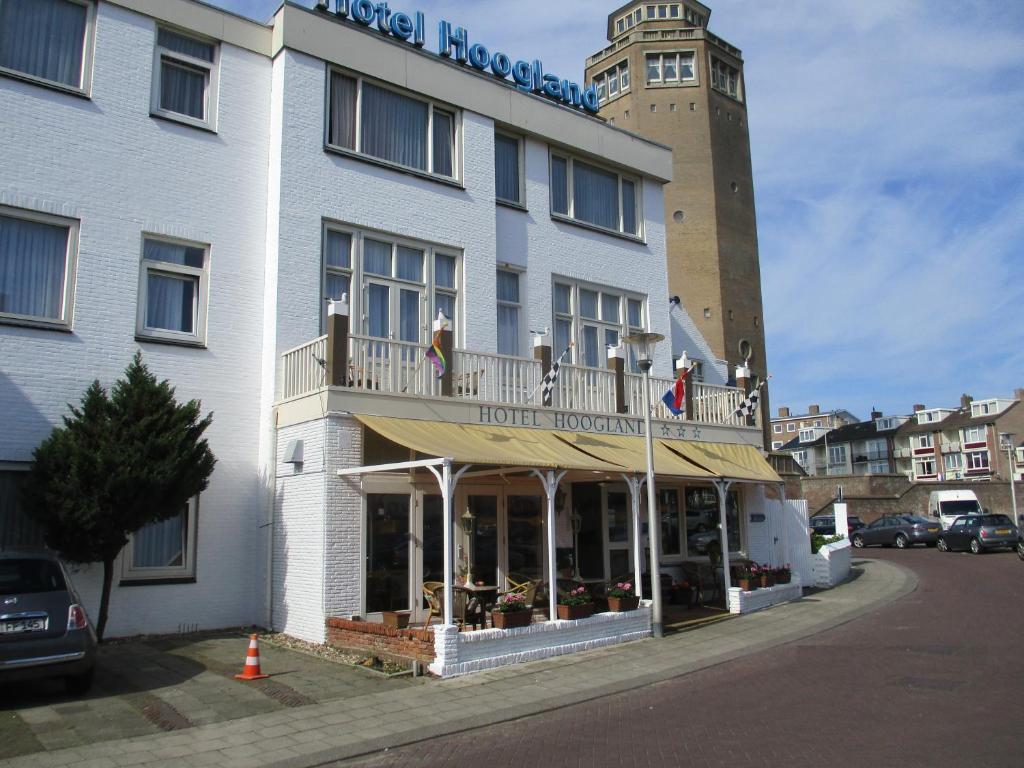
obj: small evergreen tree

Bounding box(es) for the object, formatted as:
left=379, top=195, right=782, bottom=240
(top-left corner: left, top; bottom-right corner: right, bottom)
left=21, top=353, right=216, bottom=640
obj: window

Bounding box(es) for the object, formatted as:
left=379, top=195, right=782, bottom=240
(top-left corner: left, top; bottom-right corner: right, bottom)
left=136, top=236, right=210, bottom=345
left=553, top=279, right=645, bottom=370
left=322, top=224, right=458, bottom=344
left=645, top=51, right=696, bottom=84
left=710, top=56, right=741, bottom=100
left=868, top=461, right=889, bottom=474
left=787, top=423, right=796, bottom=432
left=914, top=458, right=936, bottom=477
left=773, top=424, right=782, bottom=434
left=593, top=59, right=630, bottom=104
left=0, top=206, right=78, bottom=328
left=828, top=445, right=847, bottom=467
left=659, top=488, right=681, bottom=556
left=914, top=434, right=933, bottom=450
left=772, top=441, right=782, bottom=450
left=685, top=486, right=741, bottom=557
left=494, top=133, right=523, bottom=205
left=966, top=451, right=990, bottom=472
left=328, top=70, right=458, bottom=180
left=0, top=0, right=93, bottom=93
left=496, top=269, right=521, bottom=356
left=151, top=28, right=218, bottom=129
left=122, top=498, right=198, bottom=582
left=944, top=453, right=962, bottom=470
left=814, top=420, right=822, bottom=427
left=549, top=153, right=641, bottom=236
left=0, top=468, right=44, bottom=548
left=963, top=426, right=986, bottom=444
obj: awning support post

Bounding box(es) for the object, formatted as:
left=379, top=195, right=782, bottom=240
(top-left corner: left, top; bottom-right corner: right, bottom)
left=426, top=460, right=471, bottom=626
left=532, top=468, right=567, bottom=622
left=713, top=479, right=735, bottom=609
left=623, top=474, right=646, bottom=601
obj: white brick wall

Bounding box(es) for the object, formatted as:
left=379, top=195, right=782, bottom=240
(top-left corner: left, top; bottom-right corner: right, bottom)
left=0, top=2, right=271, bottom=637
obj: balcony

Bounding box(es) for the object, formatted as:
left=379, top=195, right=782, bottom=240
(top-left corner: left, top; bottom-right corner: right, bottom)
left=277, top=333, right=755, bottom=429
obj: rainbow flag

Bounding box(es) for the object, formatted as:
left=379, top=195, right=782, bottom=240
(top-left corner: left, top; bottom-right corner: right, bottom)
left=425, top=328, right=446, bottom=378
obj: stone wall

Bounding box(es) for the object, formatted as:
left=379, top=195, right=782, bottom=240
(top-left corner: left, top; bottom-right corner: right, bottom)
left=325, top=618, right=435, bottom=666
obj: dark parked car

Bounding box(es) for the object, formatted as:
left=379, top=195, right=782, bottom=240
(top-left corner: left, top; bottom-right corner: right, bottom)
left=851, top=515, right=941, bottom=549
left=0, top=550, right=97, bottom=694
left=937, top=515, right=1019, bottom=554
left=809, top=515, right=864, bottom=536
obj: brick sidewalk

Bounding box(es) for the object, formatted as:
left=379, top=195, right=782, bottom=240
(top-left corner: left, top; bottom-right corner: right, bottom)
left=0, top=559, right=913, bottom=768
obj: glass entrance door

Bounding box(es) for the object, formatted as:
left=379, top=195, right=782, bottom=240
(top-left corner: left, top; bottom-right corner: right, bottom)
left=466, top=495, right=499, bottom=587
left=506, top=495, right=543, bottom=582
left=604, top=488, right=633, bottom=580
left=365, top=493, right=411, bottom=613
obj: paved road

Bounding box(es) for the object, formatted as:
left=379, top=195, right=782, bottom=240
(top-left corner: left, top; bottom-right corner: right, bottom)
left=343, top=548, right=1023, bottom=768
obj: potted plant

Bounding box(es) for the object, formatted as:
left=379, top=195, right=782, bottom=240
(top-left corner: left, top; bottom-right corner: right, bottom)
left=735, top=564, right=757, bottom=592
left=757, top=563, right=775, bottom=588
left=557, top=586, right=594, bottom=620
left=606, top=581, right=639, bottom=612
left=491, top=592, right=532, bottom=629
left=774, top=565, right=792, bottom=585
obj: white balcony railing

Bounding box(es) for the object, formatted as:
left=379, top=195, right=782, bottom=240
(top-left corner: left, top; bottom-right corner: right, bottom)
left=692, top=382, right=748, bottom=426
left=624, top=373, right=677, bottom=421
left=348, top=334, right=444, bottom=398
left=279, top=335, right=327, bottom=400
left=452, top=350, right=542, bottom=405
left=556, top=365, right=617, bottom=413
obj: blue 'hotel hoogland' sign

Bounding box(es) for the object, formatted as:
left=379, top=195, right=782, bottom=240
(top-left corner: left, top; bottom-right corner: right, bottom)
left=323, top=0, right=600, bottom=113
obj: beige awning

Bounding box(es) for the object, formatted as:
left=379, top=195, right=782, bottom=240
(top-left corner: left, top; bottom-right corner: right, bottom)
left=554, top=432, right=717, bottom=479
left=663, top=440, right=782, bottom=484
left=355, top=415, right=626, bottom=473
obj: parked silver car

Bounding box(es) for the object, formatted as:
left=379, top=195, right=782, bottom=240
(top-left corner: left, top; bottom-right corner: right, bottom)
left=851, top=515, right=941, bottom=549
left=0, top=550, right=97, bottom=694
left=937, top=515, right=1019, bottom=554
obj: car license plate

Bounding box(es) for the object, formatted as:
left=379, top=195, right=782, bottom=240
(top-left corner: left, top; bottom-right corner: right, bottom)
left=928, top=527, right=939, bottom=533
left=0, top=618, right=48, bottom=634
left=996, top=528, right=1011, bottom=535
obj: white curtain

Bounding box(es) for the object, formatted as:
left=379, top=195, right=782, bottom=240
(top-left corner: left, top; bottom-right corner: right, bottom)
left=573, top=161, right=619, bottom=230
left=325, top=273, right=349, bottom=302
left=432, top=109, right=454, bottom=177
left=362, top=238, right=391, bottom=276
left=144, top=239, right=203, bottom=268
left=361, top=82, right=427, bottom=171
left=434, top=291, right=454, bottom=327
left=494, top=134, right=520, bottom=202
left=434, top=253, right=456, bottom=289
left=396, top=246, right=423, bottom=282
left=325, top=230, right=351, bottom=269
left=146, top=272, right=195, bottom=333
left=582, top=325, right=599, bottom=367
left=0, top=0, right=87, bottom=88
left=366, top=283, right=389, bottom=338
left=133, top=511, right=186, bottom=569
left=0, top=214, right=68, bottom=319
left=550, top=156, right=569, bottom=214
left=329, top=72, right=357, bottom=149
left=159, top=59, right=206, bottom=119
left=157, top=28, right=214, bottom=62
left=497, top=269, right=519, bottom=356
left=399, top=288, right=419, bottom=342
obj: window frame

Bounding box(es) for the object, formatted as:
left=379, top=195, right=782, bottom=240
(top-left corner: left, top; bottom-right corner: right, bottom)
left=494, top=131, right=526, bottom=208
left=548, top=151, right=643, bottom=240
left=325, top=66, right=462, bottom=185
left=965, top=451, right=990, bottom=472
left=552, top=277, right=646, bottom=370
left=120, top=497, right=199, bottom=584
left=135, top=234, right=211, bottom=347
left=0, top=204, right=79, bottom=331
left=592, top=58, right=631, bottom=105
left=645, top=50, right=697, bottom=86
left=0, top=0, right=95, bottom=97
left=150, top=25, right=220, bottom=132
left=709, top=54, right=742, bottom=101
left=962, top=426, right=986, bottom=445
left=496, top=267, right=524, bottom=357
left=321, top=222, right=461, bottom=346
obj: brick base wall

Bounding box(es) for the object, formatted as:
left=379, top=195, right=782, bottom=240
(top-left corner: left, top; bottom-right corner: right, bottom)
left=325, top=617, right=435, bottom=665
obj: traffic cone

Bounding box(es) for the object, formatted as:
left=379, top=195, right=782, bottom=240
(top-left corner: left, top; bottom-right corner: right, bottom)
left=234, top=634, right=269, bottom=680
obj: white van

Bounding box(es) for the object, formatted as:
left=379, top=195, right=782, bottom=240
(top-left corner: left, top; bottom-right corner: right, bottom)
left=929, top=490, right=984, bottom=530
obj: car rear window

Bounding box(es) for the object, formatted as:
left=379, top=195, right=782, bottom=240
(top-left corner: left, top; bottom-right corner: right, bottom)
left=0, top=559, right=67, bottom=595
left=904, top=516, right=932, bottom=524
left=980, top=515, right=1012, bottom=526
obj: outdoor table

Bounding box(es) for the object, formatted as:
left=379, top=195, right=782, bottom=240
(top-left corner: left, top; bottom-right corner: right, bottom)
left=455, top=584, right=498, bottom=629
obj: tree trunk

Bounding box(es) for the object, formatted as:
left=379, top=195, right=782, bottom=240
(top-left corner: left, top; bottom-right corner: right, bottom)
left=96, top=558, right=115, bottom=642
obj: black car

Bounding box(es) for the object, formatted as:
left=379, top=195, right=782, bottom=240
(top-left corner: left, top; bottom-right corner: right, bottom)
left=0, top=550, right=97, bottom=694
left=851, top=515, right=941, bottom=549
left=937, top=515, right=1019, bottom=554
left=809, top=515, right=864, bottom=536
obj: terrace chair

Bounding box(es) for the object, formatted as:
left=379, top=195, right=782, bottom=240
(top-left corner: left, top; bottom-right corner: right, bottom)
left=421, top=581, right=468, bottom=629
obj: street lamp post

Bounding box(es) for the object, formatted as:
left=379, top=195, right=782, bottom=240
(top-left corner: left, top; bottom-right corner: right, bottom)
left=1000, top=433, right=1018, bottom=526
left=622, top=331, right=665, bottom=639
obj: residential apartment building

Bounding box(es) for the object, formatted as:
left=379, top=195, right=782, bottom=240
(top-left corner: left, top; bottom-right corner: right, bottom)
left=770, top=405, right=859, bottom=451
left=0, top=0, right=782, bottom=660
left=778, top=411, right=905, bottom=477
left=894, top=393, right=1024, bottom=483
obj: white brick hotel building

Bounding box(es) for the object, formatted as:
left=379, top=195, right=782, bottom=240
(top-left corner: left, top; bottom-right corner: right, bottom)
left=0, top=0, right=785, bottom=667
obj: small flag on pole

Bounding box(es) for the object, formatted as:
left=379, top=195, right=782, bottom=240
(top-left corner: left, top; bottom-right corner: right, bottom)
left=661, top=365, right=692, bottom=417
left=540, top=342, right=574, bottom=406
left=425, top=318, right=448, bottom=378
left=732, top=377, right=770, bottom=419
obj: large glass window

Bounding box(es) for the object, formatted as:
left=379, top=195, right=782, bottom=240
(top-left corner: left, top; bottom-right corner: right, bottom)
left=328, top=71, right=458, bottom=179
left=0, top=0, right=92, bottom=92
left=151, top=28, right=218, bottom=129
left=549, top=153, right=641, bottom=236
left=496, top=269, right=521, bottom=356
left=322, top=224, right=459, bottom=344
left=659, top=488, right=681, bottom=556
left=592, top=59, right=630, bottom=104
left=507, top=495, right=543, bottom=582
left=685, top=487, right=740, bottom=558
left=364, top=494, right=410, bottom=612
left=494, top=133, right=522, bottom=205
left=645, top=51, right=696, bottom=84
left=553, top=279, right=645, bottom=369
left=710, top=56, right=742, bottom=100
left=122, top=498, right=198, bottom=582
left=137, top=236, right=210, bottom=345
left=0, top=207, right=77, bottom=328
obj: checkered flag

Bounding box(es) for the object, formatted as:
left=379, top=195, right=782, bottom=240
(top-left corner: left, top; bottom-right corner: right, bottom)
left=540, top=342, right=574, bottom=406
left=732, top=377, right=769, bottom=419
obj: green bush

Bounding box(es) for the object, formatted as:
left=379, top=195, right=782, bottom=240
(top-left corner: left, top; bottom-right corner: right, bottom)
left=811, top=534, right=846, bottom=554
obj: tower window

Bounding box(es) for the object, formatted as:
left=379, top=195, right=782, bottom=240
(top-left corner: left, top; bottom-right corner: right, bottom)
left=592, top=59, right=630, bottom=104
left=669, top=103, right=677, bottom=112
left=646, top=51, right=696, bottom=85
left=710, top=56, right=742, bottom=101
left=650, top=104, right=657, bottom=112
left=703, top=308, right=712, bottom=319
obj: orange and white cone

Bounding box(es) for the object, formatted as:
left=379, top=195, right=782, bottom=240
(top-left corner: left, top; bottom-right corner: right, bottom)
left=234, top=634, right=269, bottom=680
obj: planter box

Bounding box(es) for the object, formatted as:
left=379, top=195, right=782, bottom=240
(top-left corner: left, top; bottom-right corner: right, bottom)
left=607, top=596, right=640, bottom=612
left=728, top=580, right=802, bottom=615
left=737, top=578, right=756, bottom=592
left=557, top=603, right=595, bottom=621
left=812, top=540, right=851, bottom=588
left=381, top=610, right=410, bottom=629
left=491, top=610, right=532, bottom=629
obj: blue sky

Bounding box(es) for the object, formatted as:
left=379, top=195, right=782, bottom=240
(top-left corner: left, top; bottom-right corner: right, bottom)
left=214, top=0, right=1024, bottom=420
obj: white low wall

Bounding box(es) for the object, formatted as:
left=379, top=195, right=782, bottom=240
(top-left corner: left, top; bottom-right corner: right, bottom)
left=429, top=607, right=652, bottom=678
left=728, top=580, right=803, bottom=615
left=812, top=540, right=852, bottom=588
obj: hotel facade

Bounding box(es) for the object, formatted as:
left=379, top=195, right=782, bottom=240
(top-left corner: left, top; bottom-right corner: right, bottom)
left=0, top=0, right=789, bottom=674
